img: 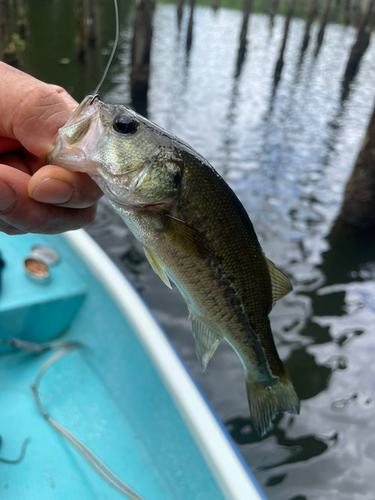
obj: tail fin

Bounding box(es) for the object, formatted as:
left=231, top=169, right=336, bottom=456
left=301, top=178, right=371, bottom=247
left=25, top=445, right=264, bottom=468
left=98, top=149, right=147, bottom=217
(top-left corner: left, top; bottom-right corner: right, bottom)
left=246, top=371, right=300, bottom=437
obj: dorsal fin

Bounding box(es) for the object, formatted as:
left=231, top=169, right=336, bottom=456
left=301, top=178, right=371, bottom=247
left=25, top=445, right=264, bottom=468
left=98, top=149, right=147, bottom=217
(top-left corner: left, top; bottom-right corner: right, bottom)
left=190, top=313, right=221, bottom=371
left=143, top=247, right=172, bottom=289
left=265, top=257, right=292, bottom=306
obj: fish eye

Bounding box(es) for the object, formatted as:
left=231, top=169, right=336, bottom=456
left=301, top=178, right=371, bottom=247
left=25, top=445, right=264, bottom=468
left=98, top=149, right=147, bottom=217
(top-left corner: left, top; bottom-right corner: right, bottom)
left=113, top=114, right=138, bottom=135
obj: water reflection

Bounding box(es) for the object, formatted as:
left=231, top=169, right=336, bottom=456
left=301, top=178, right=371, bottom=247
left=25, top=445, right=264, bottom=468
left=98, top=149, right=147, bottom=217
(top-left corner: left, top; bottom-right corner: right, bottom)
left=287, top=348, right=332, bottom=400
left=319, top=218, right=375, bottom=286
left=225, top=414, right=337, bottom=468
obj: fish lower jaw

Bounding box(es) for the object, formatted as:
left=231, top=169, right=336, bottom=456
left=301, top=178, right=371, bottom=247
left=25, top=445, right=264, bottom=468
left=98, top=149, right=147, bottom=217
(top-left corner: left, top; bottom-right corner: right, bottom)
left=105, top=193, right=171, bottom=213
left=47, top=145, right=97, bottom=174
left=97, top=175, right=174, bottom=212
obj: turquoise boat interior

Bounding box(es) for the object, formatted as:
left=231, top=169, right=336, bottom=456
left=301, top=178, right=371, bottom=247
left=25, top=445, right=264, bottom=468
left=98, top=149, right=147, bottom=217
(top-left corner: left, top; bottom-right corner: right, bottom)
left=0, top=232, right=265, bottom=500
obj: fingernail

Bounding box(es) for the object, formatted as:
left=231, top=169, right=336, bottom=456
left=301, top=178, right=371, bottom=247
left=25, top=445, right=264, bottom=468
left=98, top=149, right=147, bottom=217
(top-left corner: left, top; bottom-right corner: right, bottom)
left=0, top=179, right=16, bottom=211
left=32, top=178, right=74, bottom=205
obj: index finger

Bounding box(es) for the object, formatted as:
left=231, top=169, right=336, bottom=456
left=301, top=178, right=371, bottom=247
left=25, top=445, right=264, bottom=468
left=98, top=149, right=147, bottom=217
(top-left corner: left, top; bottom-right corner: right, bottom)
left=0, top=63, right=73, bottom=159
left=49, top=84, right=78, bottom=112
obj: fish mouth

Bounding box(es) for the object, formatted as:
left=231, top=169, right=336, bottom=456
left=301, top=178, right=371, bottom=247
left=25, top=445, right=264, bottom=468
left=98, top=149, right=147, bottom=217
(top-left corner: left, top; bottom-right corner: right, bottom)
left=46, top=95, right=103, bottom=174
left=46, top=140, right=98, bottom=174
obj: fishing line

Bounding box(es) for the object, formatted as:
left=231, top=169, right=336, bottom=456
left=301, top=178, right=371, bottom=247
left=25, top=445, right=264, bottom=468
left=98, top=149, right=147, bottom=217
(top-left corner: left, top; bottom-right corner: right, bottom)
left=93, top=0, right=119, bottom=96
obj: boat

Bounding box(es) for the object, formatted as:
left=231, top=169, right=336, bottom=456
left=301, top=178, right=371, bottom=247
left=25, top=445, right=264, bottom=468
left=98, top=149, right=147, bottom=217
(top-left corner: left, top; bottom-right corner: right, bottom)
left=0, top=229, right=267, bottom=500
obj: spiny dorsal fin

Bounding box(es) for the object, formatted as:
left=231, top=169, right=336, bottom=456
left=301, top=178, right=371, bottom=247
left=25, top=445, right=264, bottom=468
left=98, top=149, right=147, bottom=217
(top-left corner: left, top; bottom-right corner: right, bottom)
left=190, top=313, right=221, bottom=371
left=162, top=215, right=211, bottom=257
left=143, top=247, right=172, bottom=289
left=265, top=257, right=292, bottom=306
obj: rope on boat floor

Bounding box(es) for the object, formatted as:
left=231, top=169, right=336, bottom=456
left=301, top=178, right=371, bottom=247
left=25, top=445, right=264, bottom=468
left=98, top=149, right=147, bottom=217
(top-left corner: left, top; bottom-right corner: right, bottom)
left=0, top=436, right=30, bottom=465
left=1, top=337, right=146, bottom=500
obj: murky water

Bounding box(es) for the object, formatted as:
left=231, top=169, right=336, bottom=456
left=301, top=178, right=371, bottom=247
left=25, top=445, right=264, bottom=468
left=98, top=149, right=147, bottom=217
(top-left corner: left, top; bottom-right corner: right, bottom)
left=23, top=2, right=375, bottom=499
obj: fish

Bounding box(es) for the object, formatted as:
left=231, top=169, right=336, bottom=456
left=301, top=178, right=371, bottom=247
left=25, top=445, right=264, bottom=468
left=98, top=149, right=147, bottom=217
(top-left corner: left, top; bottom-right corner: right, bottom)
left=47, top=95, right=300, bottom=436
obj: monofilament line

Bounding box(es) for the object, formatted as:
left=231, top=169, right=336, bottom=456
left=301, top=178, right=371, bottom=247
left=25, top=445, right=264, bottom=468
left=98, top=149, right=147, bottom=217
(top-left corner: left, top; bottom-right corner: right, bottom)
left=93, top=0, right=119, bottom=96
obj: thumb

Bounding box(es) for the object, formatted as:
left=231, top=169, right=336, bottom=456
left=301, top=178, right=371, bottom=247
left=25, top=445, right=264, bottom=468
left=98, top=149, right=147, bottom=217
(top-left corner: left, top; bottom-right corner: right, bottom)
left=0, top=63, right=74, bottom=159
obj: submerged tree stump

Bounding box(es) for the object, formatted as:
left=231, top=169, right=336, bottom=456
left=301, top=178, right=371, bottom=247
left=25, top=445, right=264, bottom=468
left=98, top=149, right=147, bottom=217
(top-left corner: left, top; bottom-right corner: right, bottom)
left=131, top=0, right=155, bottom=103
left=301, top=0, right=319, bottom=52
left=274, top=0, right=294, bottom=82
left=315, top=0, right=332, bottom=55
left=340, top=102, right=375, bottom=229
left=344, top=0, right=375, bottom=80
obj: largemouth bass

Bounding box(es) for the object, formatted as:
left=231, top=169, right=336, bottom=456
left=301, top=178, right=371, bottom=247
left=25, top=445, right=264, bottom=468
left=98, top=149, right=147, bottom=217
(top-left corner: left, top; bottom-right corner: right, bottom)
left=47, top=95, right=300, bottom=436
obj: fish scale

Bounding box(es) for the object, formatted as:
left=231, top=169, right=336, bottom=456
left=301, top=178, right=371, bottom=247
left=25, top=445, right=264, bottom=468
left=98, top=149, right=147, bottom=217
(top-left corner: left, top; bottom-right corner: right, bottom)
left=47, top=95, right=300, bottom=436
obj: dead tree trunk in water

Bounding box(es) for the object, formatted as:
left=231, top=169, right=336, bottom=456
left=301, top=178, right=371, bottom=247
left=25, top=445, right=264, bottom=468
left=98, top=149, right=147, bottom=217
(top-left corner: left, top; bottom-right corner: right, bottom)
left=315, top=0, right=332, bottom=55
left=340, top=102, right=375, bottom=229
left=131, top=0, right=155, bottom=103
left=75, top=0, right=99, bottom=62
left=344, top=0, right=375, bottom=80
left=0, top=0, right=21, bottom=67
left=75, top=0, right=87, bottom=62
left=212, top=0, right=220, bottom=11
left=269, top=0, right=280, bottom=28
left=238, top=0, right=253, bottom=57
left=87, top=0, right=99, bottom=47
left=274, top=0, right=294, bottom=82
left=186, top=0, right=195, bottom=52
left=177, top=0, right=184, bottom=28
left=353, top=0, right=362, bottom=26
left=301, top=0, right=319, bottom=52
left=344, top=0, right=351, bottom=26
left=235, top=0, right=253, bottom=76
left=16, top=0, right=28, bottom=40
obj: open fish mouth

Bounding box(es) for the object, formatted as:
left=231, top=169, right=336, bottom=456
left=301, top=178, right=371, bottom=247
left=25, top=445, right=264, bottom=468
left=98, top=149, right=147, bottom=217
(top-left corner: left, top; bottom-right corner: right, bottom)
left=46, top=141, right=98, bottom=174
left=46, top=142, right=86, bottom=167
left=47, top=95, right=103, bottom=174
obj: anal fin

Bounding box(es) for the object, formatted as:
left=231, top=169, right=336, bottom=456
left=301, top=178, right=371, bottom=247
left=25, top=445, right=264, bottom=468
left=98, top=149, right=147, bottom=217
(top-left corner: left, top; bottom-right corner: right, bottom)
left=143, top=247, right=172, bottom=289
left=190, top=314, right=221, bottom=371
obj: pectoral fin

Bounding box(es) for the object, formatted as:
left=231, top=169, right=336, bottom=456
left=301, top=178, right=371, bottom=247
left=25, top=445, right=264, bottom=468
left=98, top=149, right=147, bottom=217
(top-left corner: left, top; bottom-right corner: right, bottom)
left=190, top=313, right=221, bottom=371
left=143, top=247, right=172, bottom=289
left=162, top=215, right=211, bottom=257
left=265, top=257, right=292, bottom=307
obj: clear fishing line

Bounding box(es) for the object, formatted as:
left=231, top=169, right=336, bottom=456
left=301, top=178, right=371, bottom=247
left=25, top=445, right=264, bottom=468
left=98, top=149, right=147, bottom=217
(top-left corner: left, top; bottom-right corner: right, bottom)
left=93, top=0, right=119, bottom=96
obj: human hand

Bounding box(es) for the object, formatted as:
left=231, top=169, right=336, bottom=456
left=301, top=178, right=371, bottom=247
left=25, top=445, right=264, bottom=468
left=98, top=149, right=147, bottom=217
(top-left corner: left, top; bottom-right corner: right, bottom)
left=0, top=62, right=103, bottom=235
